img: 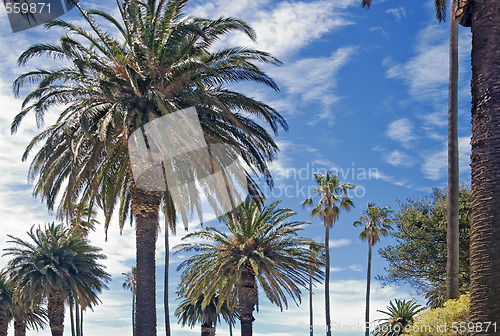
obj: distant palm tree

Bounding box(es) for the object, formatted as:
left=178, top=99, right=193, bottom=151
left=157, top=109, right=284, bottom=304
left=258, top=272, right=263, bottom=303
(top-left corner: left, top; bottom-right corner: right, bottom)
left=373, top=299, right=424, bottom=336
left=3, top=223, right=111, bottom=336
left=302, top=172, right=354, bottom=336
left=176, top=198, right=324, bottom=336
left=123, top=267, right=137, bottom=336
left=354, top=203, right=393, bottom=336
left=11, top=1, right=286, bottom=334
left=175, top=291, right=237, bottom=336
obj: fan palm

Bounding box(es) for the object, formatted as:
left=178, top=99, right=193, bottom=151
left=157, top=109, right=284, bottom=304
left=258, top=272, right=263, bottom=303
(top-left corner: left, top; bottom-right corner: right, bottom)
left=0, top=272, right=13, bottom=336
left=353, top=203, right=393, bottom=336
left=175, top=291, right=237, bottom=336
left=373, top=299, right=424, bottom=336
left=122, top=267, right=137, bottom=336
left=302, top=172, right=354, bottom=336
left=3, top=223, right=111, bottom=336
left=11, top=1, right=286, bottom=335
left=175, top=198, right=324, bottom=336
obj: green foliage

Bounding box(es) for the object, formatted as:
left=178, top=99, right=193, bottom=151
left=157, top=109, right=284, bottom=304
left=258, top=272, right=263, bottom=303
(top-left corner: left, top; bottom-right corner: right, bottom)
left=175, top=198, right=324, bottom=312
left=354, top=203, right=393, bottom=246
left=175, top=291, right=237, bottom=328
left=3, top=223, right=111, bottom=309
left=374, top=299, right=425, bottom=336
left=377, top=187, right=471, bottom=307
left=406, top=294, right=470, bottom=336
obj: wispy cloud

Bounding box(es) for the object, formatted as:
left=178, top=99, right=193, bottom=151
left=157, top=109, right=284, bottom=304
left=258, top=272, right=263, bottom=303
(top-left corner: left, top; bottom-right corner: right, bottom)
left=386, top=7, right=407, bottom=22
left=330, top=238, right=351, bottom=248
left=386, top=118, right=415, bottom=148
left=421, top=136, right=471, bottom=180
left=385, top=150, right=415, bottom=167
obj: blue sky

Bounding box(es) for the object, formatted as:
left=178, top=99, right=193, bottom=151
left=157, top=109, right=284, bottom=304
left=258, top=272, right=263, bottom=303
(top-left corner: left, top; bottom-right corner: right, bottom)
left=0, top=0, right=473, bottom=335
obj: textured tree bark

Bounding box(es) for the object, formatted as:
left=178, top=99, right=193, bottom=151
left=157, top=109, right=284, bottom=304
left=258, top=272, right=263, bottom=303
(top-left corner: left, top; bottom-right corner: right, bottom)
left=14, top=319, right=27, bottom=336
left=201, top=322, right=215, bottom=336
left=0, top=306, right=8, bottom=336
left=164, top=227, right=170, bottom=336
left=132, top=184, right=161, bottom=336
left=324, top=225, right=332, bottom=336
left=447, top=0, right=460, bottom=301
left=467, top=0, right=500, bottom=334
left=364, top=244, right=372, bottom=336
left=238, top=269, right=257, bottom=336
left=48, top=292, right=65, bottom=336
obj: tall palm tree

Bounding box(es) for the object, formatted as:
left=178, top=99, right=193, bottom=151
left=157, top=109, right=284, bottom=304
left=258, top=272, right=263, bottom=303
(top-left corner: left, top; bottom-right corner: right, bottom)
left=455, top=0, right=500, bottom=330
left=175, top=198, right=324, bottom=336
left=306, top=242, right=325, bottom=336
left=353, top=204, right=393, bottom=336
left=373, top=299, right=424, bottom=336
left=123, top=267, right=137, bottom=336
left=302, top=172, right=354, bottom=336
left=11, top=2, right=286, bottom=335
left=3, top=223, right=111, bottom=336
left=175, top=291, right=237, bottom=336
left=361, top=0, right=461, bottom=301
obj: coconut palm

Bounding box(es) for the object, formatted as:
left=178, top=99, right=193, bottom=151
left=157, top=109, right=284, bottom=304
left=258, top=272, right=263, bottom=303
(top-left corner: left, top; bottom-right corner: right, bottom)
left=175, top=291, right=237, bottom=336
left=302, top=172, right=354, bottom=336
left=123, top=267, right=137, bottom=336
left=175, top=198, right=324, bottom=336
left=373, top=299, right=424, bottom=336
left=361, top=0, right=461, bottom=301
left=353, top=203, right=393, bottom=336
left=11, top=1, right=286, bottom=334
left=3, top=223, right=111, bottom=336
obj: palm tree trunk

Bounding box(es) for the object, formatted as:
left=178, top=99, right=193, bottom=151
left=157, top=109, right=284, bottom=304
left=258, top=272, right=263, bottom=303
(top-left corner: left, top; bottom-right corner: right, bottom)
left=48, top=291, right=65, bottom=336
left=364, top=244, right=372, bottom=336
left=70, top=302, right=75, bottom=336
left=447, top=0, right=460, bottom=301
left=132, top=291, right=136, bottom=336
left=132, top=185, right=161, bottom=336
left=466, top=0, right=500, bottom=333
left=229, top=321, right=233, bottom=336
left=14, top=319, right=27, bottom=336
left=201, top=321, right=215, bottom=336
left=80, top=307, right=83, bottom=336
left=164, top=227, right=171, bottom=336
left=238, top=269, right=257, bottom=336
left=325, top=225, right=332, bottom=336
left=309, top=275, right=313, bottom=336
left=75, top=302, right=81, bottom=336
left=0, top=306, right=8, bottom=336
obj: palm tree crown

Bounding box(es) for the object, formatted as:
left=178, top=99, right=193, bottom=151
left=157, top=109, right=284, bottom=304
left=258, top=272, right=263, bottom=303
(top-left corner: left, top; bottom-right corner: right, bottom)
left=354, top=203, right=393, bottom=246
left=373, top=299, right=425, bottom=336
left=175, top=198, right=323, bottom=335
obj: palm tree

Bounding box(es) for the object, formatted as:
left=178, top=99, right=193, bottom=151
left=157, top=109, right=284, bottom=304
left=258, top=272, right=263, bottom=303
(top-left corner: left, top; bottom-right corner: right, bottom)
left=353, top=203, right=393, bottom=336
left=306, top=242, right=325, bottom=336
left=302, top=172, right=354, bottom=336
left=373, top=299, right=424, bottom=336
left=123, top=267, right=137, bottom=336
left=175, top=291, right=237, bottom=336
left=11, top=2, right=286, bottom=335
left=455, top=0, right=500, bottom=329
left=175, top=198, right=324, bottom=336
left=3, top=223, right=111, bottom=336
left=0, top=272, right=13, bottom=336
left=361, top=0, right=461, bottom=301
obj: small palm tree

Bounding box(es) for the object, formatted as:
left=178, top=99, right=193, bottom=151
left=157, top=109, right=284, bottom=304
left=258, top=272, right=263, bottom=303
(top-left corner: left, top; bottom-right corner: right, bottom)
left=175, top=291, right=237, bottom=336
left=353, top=203, right=393, bottom=336
left=373, top=299, right=424, bottom=336
left=3, top=223, right=111, bottom=336
left=122, top=267, right=137, bottom=336
left=175, top=198, right=324, bottom=336
left=302, top=172, right=354, bottom=336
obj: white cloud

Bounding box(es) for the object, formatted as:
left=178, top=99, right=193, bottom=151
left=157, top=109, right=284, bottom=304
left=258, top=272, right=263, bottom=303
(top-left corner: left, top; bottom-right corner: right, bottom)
left=385, top=150, right=415, bottom=167
left=386, top=118, right=415, bottom=148
left=386, top=7, right=407, bottom=22
left=330, top=238, right=351, bottom=248
left=349, top=264, right=363, bottom=272
left=270, top=47, right=358, bottom=125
